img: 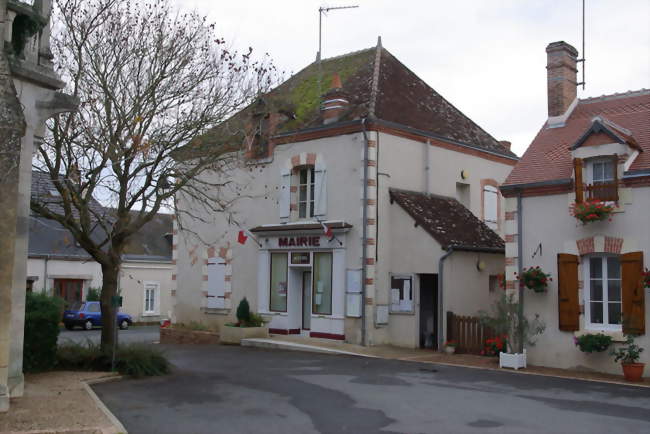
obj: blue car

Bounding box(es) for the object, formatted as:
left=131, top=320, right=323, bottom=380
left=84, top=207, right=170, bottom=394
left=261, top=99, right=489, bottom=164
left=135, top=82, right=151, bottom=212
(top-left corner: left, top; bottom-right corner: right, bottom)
left=63, top=301, right=132, bottom=331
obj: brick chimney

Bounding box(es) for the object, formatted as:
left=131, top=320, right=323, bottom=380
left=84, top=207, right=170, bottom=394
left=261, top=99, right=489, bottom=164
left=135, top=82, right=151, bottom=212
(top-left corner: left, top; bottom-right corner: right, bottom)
left=321, top=73, right=349, bottom=125
left=499, top=140, right=511, bottom=150
left=546, top=41, right=579, bottom=117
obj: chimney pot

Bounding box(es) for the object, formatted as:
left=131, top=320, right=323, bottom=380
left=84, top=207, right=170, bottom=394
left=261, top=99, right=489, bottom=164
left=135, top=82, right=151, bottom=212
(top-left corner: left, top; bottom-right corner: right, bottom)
left=546, top=41, right=579, bottom=117
left=499, top=140, right=512, bottom=150
left=321, top=72, right=349, bottom=125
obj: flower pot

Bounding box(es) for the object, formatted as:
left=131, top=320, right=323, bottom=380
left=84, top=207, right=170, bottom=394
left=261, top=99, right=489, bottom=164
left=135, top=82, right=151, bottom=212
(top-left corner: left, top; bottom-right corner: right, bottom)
left=622, top=363, right=645, bottom=382
left=444, top=346, right=456, bottom=355
left=499, top=350, right=527, bottom=370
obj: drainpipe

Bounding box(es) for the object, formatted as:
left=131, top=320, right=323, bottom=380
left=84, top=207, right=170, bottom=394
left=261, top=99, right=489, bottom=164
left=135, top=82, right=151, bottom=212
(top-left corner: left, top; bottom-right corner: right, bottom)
left=516, top=191, right=524, bottom=353
left=43, top=255, right=49, bottom=294
left=437, top=246, right=454, bottom=351
left=360, top=118, right=370, bottom=346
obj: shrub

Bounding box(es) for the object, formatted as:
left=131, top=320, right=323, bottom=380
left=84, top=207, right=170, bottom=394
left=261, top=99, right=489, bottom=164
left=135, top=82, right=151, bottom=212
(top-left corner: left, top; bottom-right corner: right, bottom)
left=610, top=335, right=644, bottom=364
left=574, top=333, right=612, bottom=353
left=24, top=293, right=64, bottom=372
left=86, top=287, right=101, bottom=301
left=245, top=312, right=267, bottom=327
left=57, top=341, right=171, bottom=377
left=236, top=298, right=251, bottom=324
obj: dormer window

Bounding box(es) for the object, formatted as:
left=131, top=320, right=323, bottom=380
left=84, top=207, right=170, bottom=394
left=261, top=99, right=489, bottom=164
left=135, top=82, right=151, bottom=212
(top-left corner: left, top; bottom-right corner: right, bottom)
left=298, top=166, right=315, bottom=219
left=585, top=156, right=618, bottom=202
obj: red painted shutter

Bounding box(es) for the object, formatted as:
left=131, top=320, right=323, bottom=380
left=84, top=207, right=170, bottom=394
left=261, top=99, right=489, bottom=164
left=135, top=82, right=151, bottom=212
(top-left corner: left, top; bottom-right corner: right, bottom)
left=621, top=251, right=645, bottom=335
left=558, top=254, right=580, bottom=331
left=573, top=158, right=584, bottom=203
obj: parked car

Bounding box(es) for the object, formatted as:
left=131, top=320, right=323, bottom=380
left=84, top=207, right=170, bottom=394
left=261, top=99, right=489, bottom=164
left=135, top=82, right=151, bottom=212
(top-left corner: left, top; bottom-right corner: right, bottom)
left=63, top=301, right=132, bottom=331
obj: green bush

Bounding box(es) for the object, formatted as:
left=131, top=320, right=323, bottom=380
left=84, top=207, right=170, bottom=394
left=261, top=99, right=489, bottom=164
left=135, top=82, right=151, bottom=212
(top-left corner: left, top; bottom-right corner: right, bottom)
left=245, top=313, right=266, bottom=327
left=86, top=287, right=101, bottom=301
left=24, top=293, right=64, bottom=372
left=575, top=333, right=612, bottom=353
left=236, top=297, right=251, bottom=324
left=56, top=341, right=170, bottom=377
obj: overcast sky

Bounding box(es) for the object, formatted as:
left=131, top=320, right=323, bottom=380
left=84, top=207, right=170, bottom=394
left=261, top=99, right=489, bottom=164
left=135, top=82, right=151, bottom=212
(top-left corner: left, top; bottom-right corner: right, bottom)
left=173, top=0, right=649, bottom=156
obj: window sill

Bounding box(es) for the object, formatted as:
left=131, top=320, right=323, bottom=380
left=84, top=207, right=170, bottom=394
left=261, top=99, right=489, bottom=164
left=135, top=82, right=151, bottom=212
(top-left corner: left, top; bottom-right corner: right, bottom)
left=575, top=329, right=625, bottom=342
left=142, top=313, right=160, bottom=317
left=389, top=311, right=415, bottom=316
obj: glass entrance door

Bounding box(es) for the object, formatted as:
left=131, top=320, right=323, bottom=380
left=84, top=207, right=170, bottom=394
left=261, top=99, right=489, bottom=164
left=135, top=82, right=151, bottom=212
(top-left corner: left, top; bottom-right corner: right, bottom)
left=302, top=271, right=312, bottom=330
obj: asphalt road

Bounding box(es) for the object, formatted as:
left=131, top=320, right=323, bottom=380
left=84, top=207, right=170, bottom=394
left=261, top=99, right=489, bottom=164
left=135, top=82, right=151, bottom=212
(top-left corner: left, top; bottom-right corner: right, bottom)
left=92, top=345, right=650, bottom=434
left=58, top=325, right=160, bottom=345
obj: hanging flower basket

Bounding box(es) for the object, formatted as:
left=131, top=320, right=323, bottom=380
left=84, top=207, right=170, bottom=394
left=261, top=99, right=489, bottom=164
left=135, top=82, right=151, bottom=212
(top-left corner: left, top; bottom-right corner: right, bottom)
left=570, top=199, right=614, bottom=224
left=515, top=267, right=551, bottom=293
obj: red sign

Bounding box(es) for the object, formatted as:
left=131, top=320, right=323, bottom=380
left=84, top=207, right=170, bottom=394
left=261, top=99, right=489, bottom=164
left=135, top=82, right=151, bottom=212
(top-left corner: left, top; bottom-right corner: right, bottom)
left=278, top=236, right=321, bottom=247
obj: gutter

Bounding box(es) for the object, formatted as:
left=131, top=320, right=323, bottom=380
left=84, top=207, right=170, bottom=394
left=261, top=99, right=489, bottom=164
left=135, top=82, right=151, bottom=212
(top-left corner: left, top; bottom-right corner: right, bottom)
left=437, top=247, right=455, bottom=351
left=360, top=118, right=369, bottom=346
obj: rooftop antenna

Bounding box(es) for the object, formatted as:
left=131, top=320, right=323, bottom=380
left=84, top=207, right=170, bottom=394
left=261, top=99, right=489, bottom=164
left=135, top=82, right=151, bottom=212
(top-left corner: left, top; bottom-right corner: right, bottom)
left=317, top=4, right=359, bottom=94
left=577, top=0, right=586, bottom=89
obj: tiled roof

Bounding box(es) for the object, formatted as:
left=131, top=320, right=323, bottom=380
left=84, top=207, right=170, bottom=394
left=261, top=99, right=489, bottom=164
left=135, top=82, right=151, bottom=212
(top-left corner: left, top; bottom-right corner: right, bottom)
left=29, top=172, right=172, bottom=261
left=198, top=41, right=515, bottom=159
left=504, top=89, right=650, bottom=187
left=389, top=188, right=505, bottom=252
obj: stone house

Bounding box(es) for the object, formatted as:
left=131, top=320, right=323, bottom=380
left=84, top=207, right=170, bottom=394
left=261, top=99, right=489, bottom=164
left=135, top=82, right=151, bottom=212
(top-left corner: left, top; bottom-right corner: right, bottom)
left=174, top=39, right=518, bottom=349
left=0, top=0, right=76, bottom=412
left=501, top=41, right=649, bottom=375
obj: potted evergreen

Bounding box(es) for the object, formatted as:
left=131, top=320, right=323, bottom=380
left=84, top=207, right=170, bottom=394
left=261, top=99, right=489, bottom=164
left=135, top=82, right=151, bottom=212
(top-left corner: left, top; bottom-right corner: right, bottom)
left=610, top=335, right=645, bottom=382
left=220, top=298, right=270, bottom=344
left=478, top=293, right=545, bottom=370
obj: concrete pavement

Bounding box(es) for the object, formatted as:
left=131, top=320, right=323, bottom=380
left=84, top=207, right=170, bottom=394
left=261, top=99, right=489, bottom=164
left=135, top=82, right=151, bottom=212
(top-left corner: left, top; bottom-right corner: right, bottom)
left=92, top=344, right=650, bottom=434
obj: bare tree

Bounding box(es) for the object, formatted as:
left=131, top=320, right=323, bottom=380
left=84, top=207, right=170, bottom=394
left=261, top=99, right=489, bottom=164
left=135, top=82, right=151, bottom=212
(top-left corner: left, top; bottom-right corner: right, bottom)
left=33, top=0, right=277, bottom=352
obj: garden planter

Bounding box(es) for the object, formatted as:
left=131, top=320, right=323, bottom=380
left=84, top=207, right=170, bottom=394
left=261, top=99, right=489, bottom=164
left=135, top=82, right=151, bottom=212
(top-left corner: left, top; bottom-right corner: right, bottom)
left=160, top=327, right=219, bottom=345
left=621, top=363, right=645, bottom=382
left=444, top=346, right=456, bottom=355
left=220, top=325, right=269, bottom=345
left=499, top=350, right=527, bottom=370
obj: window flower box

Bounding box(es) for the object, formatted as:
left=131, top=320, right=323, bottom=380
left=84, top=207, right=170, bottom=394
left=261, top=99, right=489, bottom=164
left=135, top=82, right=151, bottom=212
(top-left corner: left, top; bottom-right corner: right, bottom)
left=499, top=349, right=526, bottom=370
left=516, top=267, right=551, bottom=293
left=570, top=199, right=614, bottom=224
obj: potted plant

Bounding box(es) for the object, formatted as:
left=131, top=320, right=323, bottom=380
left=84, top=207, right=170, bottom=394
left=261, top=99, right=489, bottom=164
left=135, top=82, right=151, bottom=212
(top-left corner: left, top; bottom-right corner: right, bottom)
left=481, top=335, right=508, bottom=357
left=574, top=333, right=612, bottom=353
left=478, top=293, right=546, bottom=370
left=220, top=298, right=270, bottom=345
left=642, top=268, right=650, bottom=289
left=610, top=335, right=645, bottom=382
left=570, top=199, right=614, bottom=224
left=516, top=266, right=552, bottom=293
left=443, top=340, right=457, bottom=354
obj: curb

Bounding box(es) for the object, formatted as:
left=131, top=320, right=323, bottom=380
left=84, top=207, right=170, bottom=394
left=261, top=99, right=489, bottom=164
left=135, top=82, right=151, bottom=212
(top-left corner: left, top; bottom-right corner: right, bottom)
left=82, top=376, right=128, bottom=434
left=241, top=338, right=377, bottom=358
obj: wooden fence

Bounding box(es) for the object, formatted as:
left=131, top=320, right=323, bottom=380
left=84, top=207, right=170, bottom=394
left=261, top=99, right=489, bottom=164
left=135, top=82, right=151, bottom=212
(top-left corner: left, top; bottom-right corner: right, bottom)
left=446, top=312, right=495, bottom=355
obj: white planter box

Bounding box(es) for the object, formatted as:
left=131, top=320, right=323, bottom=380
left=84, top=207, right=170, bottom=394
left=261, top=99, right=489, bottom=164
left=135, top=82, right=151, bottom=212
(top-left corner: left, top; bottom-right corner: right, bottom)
left=499, top=350, right=527, bottom=370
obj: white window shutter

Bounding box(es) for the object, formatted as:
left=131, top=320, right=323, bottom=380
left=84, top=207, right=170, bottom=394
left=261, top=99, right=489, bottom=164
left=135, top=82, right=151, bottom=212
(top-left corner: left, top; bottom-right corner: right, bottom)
left=207, top=259, right=226, bottom=309
left=279, top=171, right=291, bottom=219
left=314, top=168, right=327, bottom=217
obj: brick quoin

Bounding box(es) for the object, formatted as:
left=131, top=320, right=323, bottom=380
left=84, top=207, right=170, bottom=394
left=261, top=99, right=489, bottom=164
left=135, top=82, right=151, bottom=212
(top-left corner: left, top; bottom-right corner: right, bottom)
left=171, top=290, right=176, bottom=297
left=505, top=257, right=516, bottom=266
left=365, top=278, right=374, bottom=285
left=291, top=155, right=300, bottom=167
left=505, top=280, right=515, bottom=290
left=172, top=244, right=178, bottom=250
left=306, top=153, right=317, bottom=165
left=207, top=246, right=216, bottom=258
left=505, top=234, right=516, bottom=243
left=367, top=218, right=376, bottom=225
left=225, top=275, right=232, bottom=282
left=171, top=259, right=176, bottom=265
left=576, top=237, right=595, bottom=255
left=367, top=199, right=376, bottom=206
left=290, top=185, right=298, bottom=193
left=366, top=238, right=376, bottom=245
left=202, top=275, right=209, bottom=281
left=367, top=140, right=377, bottom=147
left=578, top=280, right=583, bottom=289
left=366, top=258, right=375, bottom=265
left=171, top=274, right=176, bottom=281
left=365, top=297, right=374, bottom=305
left=505, top=211, right=516, bottom=221
left=367, top=160, right=376, bottom=167
left=290, top=203, right=297, bottom=211
left=367, top=179, right=377, bottom=186
left=202, top=291, right=208, bottom=297
left=224, top=293, right=231, bottom=299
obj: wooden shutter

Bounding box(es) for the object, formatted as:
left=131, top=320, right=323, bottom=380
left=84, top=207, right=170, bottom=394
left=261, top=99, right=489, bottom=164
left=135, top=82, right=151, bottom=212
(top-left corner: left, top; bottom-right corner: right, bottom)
left=279, top=170, right=291, bottom=219
left=314, top=168, right=327, bottom=217
left=621, top=251, right=645, bottom=335
left=610, top=154, right=619, bottom=201
left=557, top=253, right=580, bottom=331
left=207, top=259, right=226, bottom=309
left=573, top=158, right=584, bottom=203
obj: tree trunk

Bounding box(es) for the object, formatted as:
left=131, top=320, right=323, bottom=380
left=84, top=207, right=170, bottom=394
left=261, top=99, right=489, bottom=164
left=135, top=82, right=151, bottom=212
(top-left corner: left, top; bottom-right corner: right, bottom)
left=99, top=262, right=120, bottom=353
